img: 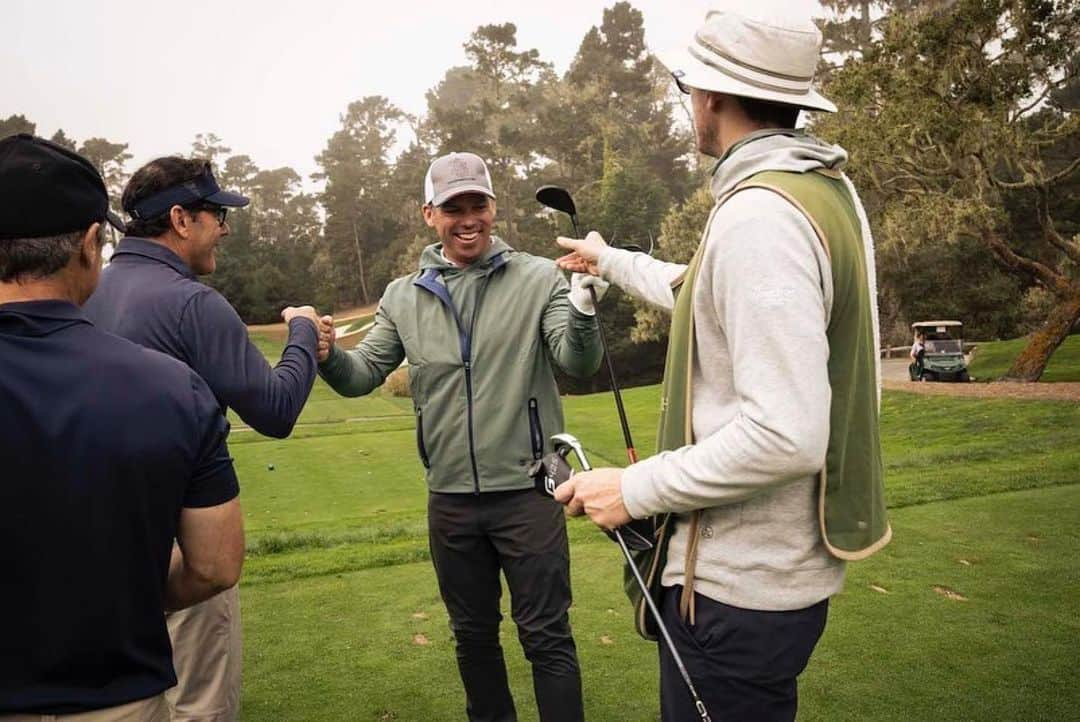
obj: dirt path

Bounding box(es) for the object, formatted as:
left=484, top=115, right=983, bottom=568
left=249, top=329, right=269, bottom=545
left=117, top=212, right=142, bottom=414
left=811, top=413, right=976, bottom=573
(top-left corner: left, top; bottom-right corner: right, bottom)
left=883, top=378, right=1080, bottom=402
left=881, top=357, right=1078, bottom=401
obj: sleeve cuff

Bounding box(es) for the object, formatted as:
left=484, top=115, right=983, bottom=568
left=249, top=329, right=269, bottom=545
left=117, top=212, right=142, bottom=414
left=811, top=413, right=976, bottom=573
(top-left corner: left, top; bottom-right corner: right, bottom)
left=596, top=246, right=626, bottom=280
left=621, top=458, right=666, bottom=519
left=287, top=316, right=318, bottom=343
left=319, top=344, right=345, bottom=373
left=567, top=297, right=597, bottom=319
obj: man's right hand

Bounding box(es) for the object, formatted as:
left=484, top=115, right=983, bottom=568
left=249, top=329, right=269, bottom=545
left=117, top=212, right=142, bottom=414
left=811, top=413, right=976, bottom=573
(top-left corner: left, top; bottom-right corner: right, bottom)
left=556, top=231, right=609, bottom=276
left=317, top=315, right=335, bottom=362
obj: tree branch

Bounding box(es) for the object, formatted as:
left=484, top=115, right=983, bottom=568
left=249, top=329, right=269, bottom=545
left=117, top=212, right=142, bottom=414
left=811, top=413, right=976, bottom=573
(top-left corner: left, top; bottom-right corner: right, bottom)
left=1012, top=83, right=1054, bottom=121
left=1032, top=115, right=1078, bottom=142
left=1043, top=155, right=1080, bottom=186
left=1037, top=191, right=1080, bottom=265
left=984, top=229, right=1073, bottom=297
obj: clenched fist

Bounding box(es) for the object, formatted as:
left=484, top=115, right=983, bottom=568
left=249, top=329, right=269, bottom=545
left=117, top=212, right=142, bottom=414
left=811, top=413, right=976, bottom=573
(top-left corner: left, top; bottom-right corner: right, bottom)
left=317, top=315, right=335, bottom=363
left=281, top=305, right=320, bottom=327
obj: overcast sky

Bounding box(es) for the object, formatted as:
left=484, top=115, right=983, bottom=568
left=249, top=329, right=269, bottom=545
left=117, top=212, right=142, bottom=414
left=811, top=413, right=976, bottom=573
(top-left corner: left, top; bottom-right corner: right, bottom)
left=3, top=0, right=820, bottom=182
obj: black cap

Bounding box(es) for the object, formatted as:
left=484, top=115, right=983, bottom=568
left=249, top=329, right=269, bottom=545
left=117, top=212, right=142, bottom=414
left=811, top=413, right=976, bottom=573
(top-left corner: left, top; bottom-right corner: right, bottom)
left=0, top=134, right=125, bottom=241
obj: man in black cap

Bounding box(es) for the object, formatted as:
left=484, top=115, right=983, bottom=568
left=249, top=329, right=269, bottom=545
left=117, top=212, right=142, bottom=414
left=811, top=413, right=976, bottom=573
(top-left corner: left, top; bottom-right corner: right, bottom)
left=83, top=157, right=324, bottom=720
left=0, top=135, right=244, bottom=721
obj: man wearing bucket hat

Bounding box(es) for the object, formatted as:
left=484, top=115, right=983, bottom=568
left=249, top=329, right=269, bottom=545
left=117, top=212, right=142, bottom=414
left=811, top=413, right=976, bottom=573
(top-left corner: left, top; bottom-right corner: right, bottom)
left=554, top=8, right=890, bottom=721
left=318, top=151, right=605, bottom=722
left=83, top=157, right=322, bottom=721
left=0, top=135, right=244, bottom=721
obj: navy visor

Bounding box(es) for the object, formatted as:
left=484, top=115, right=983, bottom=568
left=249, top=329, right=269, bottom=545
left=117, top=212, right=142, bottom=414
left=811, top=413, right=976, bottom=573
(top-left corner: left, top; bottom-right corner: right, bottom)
left=128, top=167, right=249, bottom=221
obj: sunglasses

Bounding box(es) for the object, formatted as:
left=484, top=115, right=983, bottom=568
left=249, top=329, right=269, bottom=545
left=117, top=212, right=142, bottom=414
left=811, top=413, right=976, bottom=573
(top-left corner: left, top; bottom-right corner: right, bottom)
left=673, top=75, right=692, bottom=95
left=196, top=205, right=228, bottom=227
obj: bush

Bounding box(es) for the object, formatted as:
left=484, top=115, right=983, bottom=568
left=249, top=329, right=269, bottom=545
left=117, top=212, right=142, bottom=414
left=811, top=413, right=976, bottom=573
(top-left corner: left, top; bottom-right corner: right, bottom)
left=384, top=366, right=411, bottom=398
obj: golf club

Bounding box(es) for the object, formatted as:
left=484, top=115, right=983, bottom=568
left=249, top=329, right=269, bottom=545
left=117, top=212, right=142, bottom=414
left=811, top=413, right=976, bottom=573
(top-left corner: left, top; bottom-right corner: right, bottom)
left=535, top=185, right=639, bottom=464
left=528, top=434, right=712, bottom=722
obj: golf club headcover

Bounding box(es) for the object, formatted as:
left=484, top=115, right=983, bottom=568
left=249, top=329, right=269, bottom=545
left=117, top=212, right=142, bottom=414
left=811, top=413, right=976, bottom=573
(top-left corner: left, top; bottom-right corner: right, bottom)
left=528, top=450, right=574, bottom=498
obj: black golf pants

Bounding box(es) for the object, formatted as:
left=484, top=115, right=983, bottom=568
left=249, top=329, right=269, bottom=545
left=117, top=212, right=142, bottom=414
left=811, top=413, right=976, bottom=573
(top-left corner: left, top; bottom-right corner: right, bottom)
left=659, top=585, right=828, bottom=722
left=428, top=489, right=584, bottom=722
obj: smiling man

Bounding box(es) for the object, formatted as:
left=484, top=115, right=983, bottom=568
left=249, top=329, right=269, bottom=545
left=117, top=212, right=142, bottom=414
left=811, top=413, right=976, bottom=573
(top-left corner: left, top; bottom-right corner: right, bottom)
left=83, top=156, right=323, bottom=722
left=318, top=151, right=604, bottom=722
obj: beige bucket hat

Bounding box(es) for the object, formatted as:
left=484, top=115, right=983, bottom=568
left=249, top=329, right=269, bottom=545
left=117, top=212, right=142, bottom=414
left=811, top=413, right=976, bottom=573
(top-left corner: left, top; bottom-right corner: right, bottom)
left=657, top=9, right=836, bottom=113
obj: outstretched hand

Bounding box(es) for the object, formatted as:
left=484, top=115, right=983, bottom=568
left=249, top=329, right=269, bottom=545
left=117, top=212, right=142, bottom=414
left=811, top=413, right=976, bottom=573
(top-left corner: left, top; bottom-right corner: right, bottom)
left=555, top=231, right=608, bottom=276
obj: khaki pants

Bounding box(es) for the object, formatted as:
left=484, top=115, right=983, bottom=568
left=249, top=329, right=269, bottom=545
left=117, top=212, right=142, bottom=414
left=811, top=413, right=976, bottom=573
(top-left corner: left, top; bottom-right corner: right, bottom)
left=0, top=695, right=167, bottom=722
left=164, top=585, right=242, bottom=722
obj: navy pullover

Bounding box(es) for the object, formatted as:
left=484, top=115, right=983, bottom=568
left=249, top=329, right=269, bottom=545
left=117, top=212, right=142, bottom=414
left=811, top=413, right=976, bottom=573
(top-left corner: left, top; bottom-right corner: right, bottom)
left=84, top=237, right=318, bottom=438
left=0, top=300, right=238, bottom=714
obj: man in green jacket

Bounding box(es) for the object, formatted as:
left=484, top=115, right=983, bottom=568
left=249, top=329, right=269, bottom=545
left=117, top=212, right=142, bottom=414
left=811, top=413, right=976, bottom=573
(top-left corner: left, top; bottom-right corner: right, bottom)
left=319, top=151, right=604, bottom=722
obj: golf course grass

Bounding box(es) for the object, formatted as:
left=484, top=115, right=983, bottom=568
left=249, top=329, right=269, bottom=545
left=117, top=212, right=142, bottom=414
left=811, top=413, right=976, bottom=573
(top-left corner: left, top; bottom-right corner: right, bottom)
left=967, top=334, right=1080, bottom=382
left=231, top=332, right=1079, bottom=720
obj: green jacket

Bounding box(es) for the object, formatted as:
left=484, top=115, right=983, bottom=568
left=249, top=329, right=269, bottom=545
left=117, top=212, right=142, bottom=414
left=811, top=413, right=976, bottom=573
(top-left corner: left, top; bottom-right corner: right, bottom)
left=319, top=238, right=603, bottom=493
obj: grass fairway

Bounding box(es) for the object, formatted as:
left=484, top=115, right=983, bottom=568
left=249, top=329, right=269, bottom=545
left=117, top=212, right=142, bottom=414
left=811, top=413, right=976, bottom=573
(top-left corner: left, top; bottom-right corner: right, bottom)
left=233, top=331, right=1079, bottom=720
left=968, top=334, right=1080, bottom=381
left=240, top=485, right=1079, bottom=721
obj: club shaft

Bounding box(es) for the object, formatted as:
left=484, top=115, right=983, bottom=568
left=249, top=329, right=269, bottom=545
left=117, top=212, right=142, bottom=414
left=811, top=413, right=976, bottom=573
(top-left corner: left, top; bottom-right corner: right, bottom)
left=587, top=285, right=638, bottom=464
left=615, top=529, right=711, bottom=722
left=568, top=211, right=636, bottom=464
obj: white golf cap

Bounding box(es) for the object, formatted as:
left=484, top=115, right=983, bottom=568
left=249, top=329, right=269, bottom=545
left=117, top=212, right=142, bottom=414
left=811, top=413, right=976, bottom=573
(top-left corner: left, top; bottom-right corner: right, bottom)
left=423, top=152, right=496, bottom=206
left=657, top=9, right=837, bottom=113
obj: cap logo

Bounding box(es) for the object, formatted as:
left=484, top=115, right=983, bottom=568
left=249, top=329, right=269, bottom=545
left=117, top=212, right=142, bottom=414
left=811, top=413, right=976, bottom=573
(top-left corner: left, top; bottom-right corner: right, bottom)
left=449, top=157, right=471, bottom=178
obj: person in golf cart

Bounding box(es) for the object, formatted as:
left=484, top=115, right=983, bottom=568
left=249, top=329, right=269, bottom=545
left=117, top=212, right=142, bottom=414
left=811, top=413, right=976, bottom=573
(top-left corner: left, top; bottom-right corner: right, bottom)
left=553, top=8, right=890, bottom=722
left=908, top=321, right=970, bottom=381
left=910, top=330, right=926, bottom=379
left=316, top=152, right=605, bottom=722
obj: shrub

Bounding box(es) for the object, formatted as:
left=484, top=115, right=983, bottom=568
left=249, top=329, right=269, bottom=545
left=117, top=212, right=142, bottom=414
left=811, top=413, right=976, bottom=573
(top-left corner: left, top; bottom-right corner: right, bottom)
left=384, top=366, right=411, bottom=398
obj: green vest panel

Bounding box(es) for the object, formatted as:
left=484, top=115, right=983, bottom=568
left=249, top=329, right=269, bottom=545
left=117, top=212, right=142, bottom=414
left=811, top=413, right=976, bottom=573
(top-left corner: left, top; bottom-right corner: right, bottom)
left=658, top=169, right=891, bottom=560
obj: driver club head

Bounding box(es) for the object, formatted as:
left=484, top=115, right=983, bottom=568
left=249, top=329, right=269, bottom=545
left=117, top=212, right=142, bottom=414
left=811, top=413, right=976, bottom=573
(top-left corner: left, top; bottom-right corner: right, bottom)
left=536, top=185, right=577, bottom=217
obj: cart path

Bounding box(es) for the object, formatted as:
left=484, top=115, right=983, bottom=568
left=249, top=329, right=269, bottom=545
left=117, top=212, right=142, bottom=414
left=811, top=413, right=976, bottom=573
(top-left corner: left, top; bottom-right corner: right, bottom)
left=882, top=377, right=1080, bottom=402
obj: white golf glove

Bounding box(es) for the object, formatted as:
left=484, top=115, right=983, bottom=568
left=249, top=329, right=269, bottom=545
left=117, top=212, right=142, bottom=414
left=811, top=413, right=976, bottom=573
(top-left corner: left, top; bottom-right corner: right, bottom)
left=568, top=272, right=610, bottom=316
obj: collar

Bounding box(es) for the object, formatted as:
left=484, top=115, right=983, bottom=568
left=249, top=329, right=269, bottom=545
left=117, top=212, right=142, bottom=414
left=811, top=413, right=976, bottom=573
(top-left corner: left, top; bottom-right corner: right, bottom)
left=420, top=236, right=513, bottom=272
left=710, top=128, right=807, bottom=177
left=109, top=237, right=196, bottom=279
left=0, top=299, right=90, bottom=337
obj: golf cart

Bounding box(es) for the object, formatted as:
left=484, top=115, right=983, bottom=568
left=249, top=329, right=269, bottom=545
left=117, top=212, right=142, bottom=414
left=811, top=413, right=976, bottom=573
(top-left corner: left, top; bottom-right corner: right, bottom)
left=909, top=320, right=970, bottom=382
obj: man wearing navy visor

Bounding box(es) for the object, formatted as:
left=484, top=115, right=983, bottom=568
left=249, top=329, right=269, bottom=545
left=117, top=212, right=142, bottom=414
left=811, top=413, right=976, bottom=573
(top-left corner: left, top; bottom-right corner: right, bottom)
left=84, top=156, right=324, bottom=722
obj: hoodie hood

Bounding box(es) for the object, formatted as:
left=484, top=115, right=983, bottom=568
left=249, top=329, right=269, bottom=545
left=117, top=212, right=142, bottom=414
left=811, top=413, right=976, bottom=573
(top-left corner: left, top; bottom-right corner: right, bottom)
left=711, top=129, right=848, bottom=200
left=418, top=236, right=513, bottom=273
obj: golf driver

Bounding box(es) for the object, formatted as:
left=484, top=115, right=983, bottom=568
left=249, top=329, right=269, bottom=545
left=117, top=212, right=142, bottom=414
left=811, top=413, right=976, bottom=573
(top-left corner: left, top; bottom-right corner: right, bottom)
left=528, top=433, right=712, bottom=722
left=535, top=185, right=640, bottom=464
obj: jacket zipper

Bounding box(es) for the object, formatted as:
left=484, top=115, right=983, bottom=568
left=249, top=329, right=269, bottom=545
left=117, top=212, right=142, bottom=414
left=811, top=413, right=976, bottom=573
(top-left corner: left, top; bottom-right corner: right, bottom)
left=464, top=273, right=494, bottom=494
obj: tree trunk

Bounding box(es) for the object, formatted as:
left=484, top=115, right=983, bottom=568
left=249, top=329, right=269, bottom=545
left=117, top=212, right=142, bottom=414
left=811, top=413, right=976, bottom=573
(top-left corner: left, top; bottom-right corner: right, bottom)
left=1002, top=286, right=1080, bottom=382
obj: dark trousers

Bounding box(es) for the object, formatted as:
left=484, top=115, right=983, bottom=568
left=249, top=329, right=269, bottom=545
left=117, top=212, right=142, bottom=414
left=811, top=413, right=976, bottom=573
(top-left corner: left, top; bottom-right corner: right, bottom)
left=659, top=585, right=828, bottom=722
left=428, top=490, right=584, bottom=722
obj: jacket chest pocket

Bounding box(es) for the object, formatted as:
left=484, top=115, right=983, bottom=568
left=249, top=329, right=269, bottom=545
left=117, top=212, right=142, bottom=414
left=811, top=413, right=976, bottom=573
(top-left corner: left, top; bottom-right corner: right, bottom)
left=415, top=408, right=431, bottom=469
left=528, top=397, right=544, bottom=460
